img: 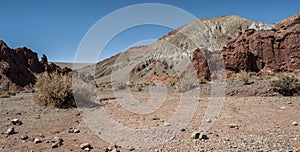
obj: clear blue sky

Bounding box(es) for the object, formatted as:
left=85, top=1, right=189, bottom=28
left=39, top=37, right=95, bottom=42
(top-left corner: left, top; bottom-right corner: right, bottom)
left=0, top=0, right=299, bottom=62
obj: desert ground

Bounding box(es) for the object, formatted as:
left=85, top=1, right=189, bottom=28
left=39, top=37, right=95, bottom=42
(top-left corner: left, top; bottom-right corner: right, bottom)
left=1, top=85, right=299, bottom=152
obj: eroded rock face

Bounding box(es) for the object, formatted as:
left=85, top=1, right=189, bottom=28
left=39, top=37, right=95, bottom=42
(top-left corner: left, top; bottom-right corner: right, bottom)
left=222, top=13, right=300, bottom=75
left=0, top=40, right=71, bottom=92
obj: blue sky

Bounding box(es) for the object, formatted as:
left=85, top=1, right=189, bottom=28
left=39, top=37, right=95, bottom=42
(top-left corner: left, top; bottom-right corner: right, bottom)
left=0, top=0, right=299, bottom=62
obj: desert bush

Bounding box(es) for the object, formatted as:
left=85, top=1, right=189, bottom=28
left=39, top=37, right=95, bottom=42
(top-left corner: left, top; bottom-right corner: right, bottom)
left=135, top=83, right=143, bottom=92
left=0, top=92, right=10, bottom=98
left=198, top=77, right=208, bottom=84
left=236, top=70, right=252, bottom=85
left=33, top=72, right=75, bottom=108
left=270, top=73, right=300, bottom=96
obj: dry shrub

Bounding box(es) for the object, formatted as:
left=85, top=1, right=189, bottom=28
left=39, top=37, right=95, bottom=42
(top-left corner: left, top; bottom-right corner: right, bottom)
left=270, top=73, right=300, bottom=96
left=198, top=77, right=208, bottom=84
left=236, top=70, right=252, bottom=85
left=33, top=72, right=75, bottom=108
left=0, top=92, right=10, bottom=98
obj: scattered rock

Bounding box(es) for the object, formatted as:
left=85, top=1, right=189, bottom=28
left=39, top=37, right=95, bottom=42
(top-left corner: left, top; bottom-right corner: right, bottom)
left=191, top=132, right=200, bottom=139
left=206, top=118, right=212, bottom=123
left=11, top=119, right=22, bottom=125
left=52, top=143, right=59, bottom=149
left=84, top=147, right=90, bottom=151
left=199, top=132, right=209, bottom=140
left=180, top=128, right=186, bottom=132
left=108, top=143, right=117, bottom=151
left=6, top=127, right=15, bottom=135
left=95, top=131, right=101, bottom=135
left=152, top=116, right=160, bottom=120
left=164, top=122, right=171, bottom=126
left=21, top=134, right=28, bottom=140
left=228, top=123, right=239, bottom=129
left=68, top=127, right=80, bottom=133
left=111, top=149, right=120, bottom=152
left=292, top=121, right=298, bottom=126
left=51, top=136, right=63, bottom=148
left=129, top=147, right=135, bottom=151
left=33, top=138, right=42, bottom=144
left=80, top=143, right=92, bottom=150
left=39, top=134, right=45, bottom=138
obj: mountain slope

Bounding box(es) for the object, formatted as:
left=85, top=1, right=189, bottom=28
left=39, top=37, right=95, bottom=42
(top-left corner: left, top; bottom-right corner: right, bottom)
left=93, top=15, right=273, bottom=84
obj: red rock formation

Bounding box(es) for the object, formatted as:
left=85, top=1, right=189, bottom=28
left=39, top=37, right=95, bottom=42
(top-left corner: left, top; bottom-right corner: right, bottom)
left=221, top=13, right=300, bottom=75
left=0, top=40, right=71, bottom=92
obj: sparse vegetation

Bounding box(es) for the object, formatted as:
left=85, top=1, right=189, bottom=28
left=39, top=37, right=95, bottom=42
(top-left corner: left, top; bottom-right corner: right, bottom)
left=234, top=70, right=252, bottom=85
left=198, top=77, right=208, bottom=84
left=0, top=92, right=11, bottom=98
left=33, top=72, right=75, bottom=108
left=270, top=73, right=300, bottom=96
left=135, top=83, right=143, bottom=92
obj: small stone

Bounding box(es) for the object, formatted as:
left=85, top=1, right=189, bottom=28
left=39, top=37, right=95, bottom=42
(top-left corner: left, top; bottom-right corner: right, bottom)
left=52, top=143, right=59, bottom=149
left=95, top=131, right=101, bottom=135
left=199, top=132, right=209, bottom=140
left=11, top=119, right=22, bottom=125
left=84, top=147, right=90, bottom=151
left=52, top=137, right=63, bottom=146
left=6, top=127, right=15, bottom=135
left=180, top=128, right=186, bottom=132
left=69, top=127, right=80, bottom=133
left=164, top=122, right=171, bottom=126
left=292, top=121, right=298, bottom=126
left=199, top=149, right=205, bottom=152
left=80, top=143, right=91, bottom=150
left=21, top=134, right=28, bottom=140
left=74, top=129, right=80, bottom=133
left=191, top=132, right=200, bottom=139
left=129, top=147, right=135, bottom=151
left=206, top=118, right=212, bottom=123
left=152, top=116, right=160, bottom=120
left=108, top=143, right=117, bottom=151
left=34, top=138, right=42, bottom=144
left=228, top=123, right=239, bottom=129
left=280, top=107, right=286, bottom=109
left=111, top=149, right=119, bottom=152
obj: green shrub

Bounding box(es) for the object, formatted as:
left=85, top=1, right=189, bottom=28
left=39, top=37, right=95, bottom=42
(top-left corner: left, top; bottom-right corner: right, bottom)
left=33, top=72, right=75, bottom=108
left=270, top=73, right=300, bottom=96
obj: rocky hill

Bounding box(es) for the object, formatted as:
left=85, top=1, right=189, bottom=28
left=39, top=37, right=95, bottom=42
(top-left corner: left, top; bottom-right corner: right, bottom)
left=92, top=15, right=275, bottom=84
left=0, top=41, right=71, bottom=92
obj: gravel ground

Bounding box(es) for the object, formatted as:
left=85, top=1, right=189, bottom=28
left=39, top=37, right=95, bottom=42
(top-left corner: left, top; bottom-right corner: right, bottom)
left=0, top=91, right=299, bottom=152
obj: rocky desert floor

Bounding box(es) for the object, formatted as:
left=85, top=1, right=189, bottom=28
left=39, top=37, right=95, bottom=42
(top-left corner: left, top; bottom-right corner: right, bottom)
left=0, top=90, right=300, bottom=152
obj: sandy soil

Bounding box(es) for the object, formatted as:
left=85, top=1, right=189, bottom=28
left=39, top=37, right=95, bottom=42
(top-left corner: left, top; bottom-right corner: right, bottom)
left=0, top=91, right=299, bottom=152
